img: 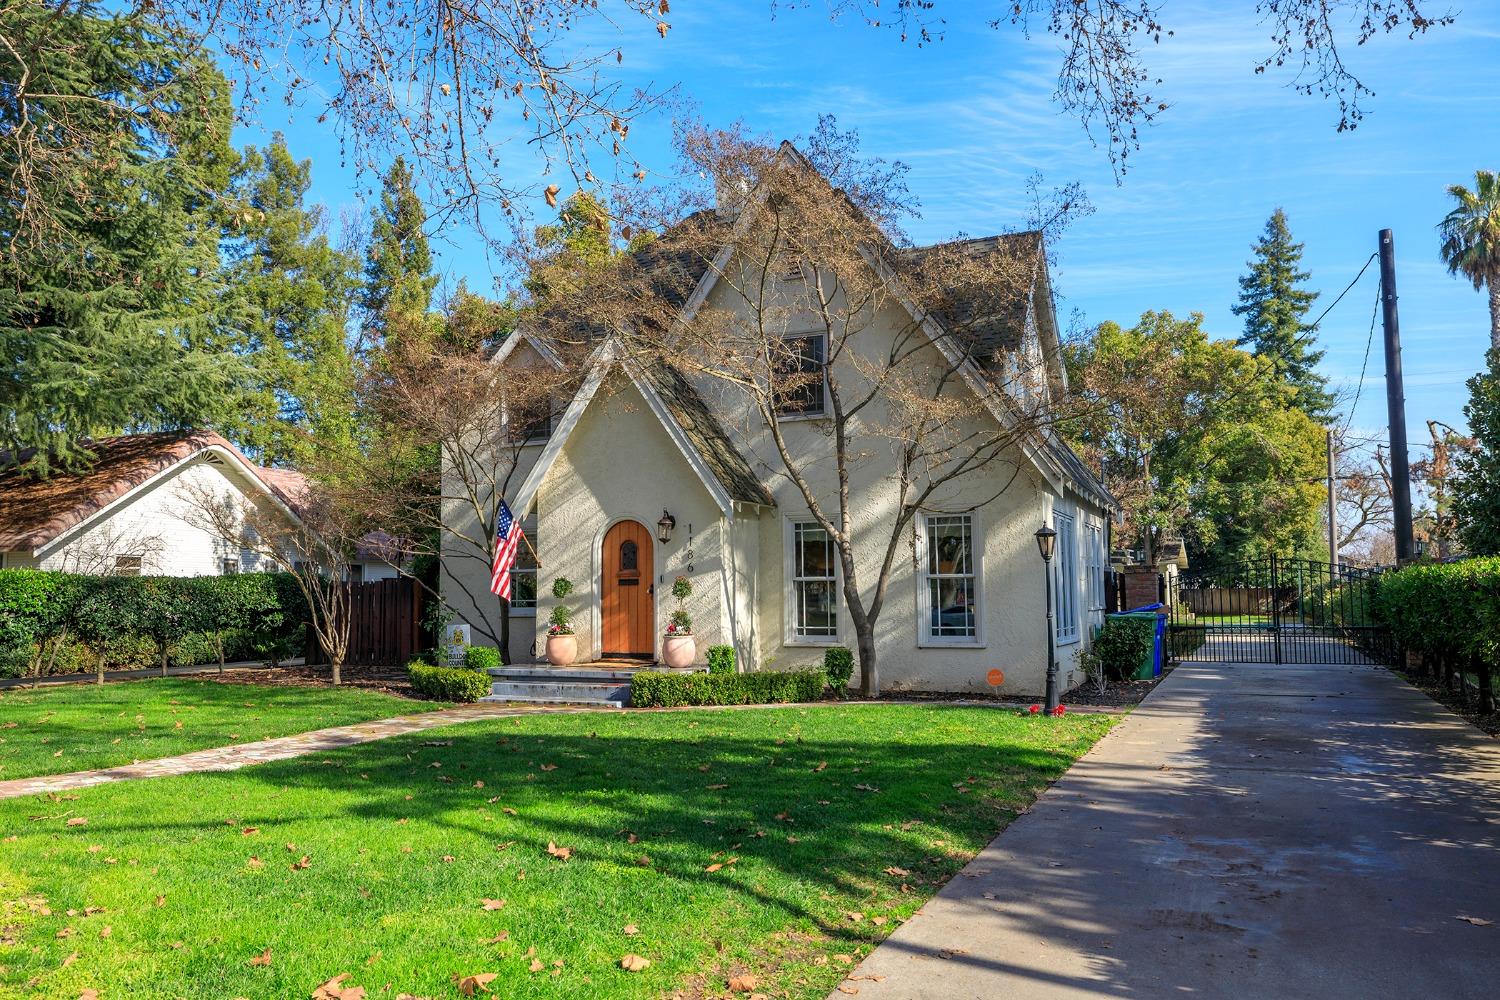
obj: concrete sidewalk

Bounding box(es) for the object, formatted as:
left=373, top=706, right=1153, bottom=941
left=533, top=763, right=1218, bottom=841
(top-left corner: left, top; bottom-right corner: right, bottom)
left=835, top=657, right=1500, bottom=999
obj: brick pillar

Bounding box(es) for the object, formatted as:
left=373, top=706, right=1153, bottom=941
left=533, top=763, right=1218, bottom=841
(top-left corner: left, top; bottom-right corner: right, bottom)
left=1122, top=566, right=1163, bottom=610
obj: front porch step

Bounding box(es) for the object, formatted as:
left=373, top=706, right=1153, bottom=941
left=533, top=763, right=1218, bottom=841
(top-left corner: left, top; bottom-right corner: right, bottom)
left=481, top=663, right=706, bottom=708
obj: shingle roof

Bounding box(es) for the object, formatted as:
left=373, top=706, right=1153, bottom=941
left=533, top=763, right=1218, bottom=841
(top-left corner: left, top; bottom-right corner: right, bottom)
left=0, top=431, right=300, bottom=552
left=639, top=362, right=775, bottom=507
left=898, top=233, right=1042, bottom=367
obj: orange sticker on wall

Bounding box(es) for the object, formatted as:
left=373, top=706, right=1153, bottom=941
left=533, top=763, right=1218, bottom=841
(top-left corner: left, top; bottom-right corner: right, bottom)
left=986, top=668, right=1005, bottom=687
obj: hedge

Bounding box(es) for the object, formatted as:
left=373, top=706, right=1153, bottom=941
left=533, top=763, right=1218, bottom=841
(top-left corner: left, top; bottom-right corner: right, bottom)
left=1093, top=616, right=1156, bottom=680
left=1373, top=557, right=1500, bottom=711
left=408, top=662, right=492, bottom=702
left=0, top=569, right=308, bottom=678
left=464, top=645, right=502, bottom=671
left=630, top=669, right=826, bottom=708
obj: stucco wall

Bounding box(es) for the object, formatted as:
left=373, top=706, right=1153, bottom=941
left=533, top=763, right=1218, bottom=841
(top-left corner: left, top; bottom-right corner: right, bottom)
left=530, top=376, right=726, bottom=663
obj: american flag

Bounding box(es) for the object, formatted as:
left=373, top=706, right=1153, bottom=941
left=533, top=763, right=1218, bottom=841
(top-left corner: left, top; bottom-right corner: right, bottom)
left=489, top=500, right=526, bottom=600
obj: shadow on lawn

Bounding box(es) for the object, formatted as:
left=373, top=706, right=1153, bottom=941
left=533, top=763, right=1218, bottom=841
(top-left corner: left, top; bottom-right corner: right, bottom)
left=87, top=711, right=1095, bottom=944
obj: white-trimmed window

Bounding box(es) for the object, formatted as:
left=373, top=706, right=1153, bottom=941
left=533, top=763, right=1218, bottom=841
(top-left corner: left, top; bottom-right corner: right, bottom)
left=919, top=513, right=981, bottom=645
left=220, top=557, right=240, bottom=576
left=774, top=334, right=827, bottom=417
left=113, top=554, right=142, bottom=577
left=787, top=519, right=838, bottom=642
left=1053, top=510, right=1079, bottom=644
left=510, top=525, right=538, bottom=612
left=1085, top=520, right=1105, bottom=631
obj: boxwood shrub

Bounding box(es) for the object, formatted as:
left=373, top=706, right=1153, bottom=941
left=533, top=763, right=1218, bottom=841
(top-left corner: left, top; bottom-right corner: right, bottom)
left=630, top=669, right=825, bottom=708
left=464, top=645, right=502, bottom=671
left=408, top=662, right=492, bottom=702
left=705, top=644, right=736, bottom=675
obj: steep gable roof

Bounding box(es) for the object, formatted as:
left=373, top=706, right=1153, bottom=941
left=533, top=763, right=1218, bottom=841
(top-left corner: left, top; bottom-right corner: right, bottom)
left=0, top=431, right=299, bottom=553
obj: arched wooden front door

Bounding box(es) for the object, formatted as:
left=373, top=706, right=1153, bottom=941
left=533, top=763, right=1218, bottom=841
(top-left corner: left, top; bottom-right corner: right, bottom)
left=601, top=520, right=655, bottom=659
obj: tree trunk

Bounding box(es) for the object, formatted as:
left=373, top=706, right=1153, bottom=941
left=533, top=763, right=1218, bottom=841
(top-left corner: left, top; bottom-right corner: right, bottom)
left=160, top=644, right=169, bottom=677
left=216, top=633, right=225, bottom=673
left=96, top=650, right=104, bottom=685
left=330, top=654, right=342, bottom=686
left=1489, top=280, right=1500, bottom=358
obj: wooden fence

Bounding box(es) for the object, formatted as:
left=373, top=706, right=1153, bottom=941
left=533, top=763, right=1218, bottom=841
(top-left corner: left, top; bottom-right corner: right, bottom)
left=306, top=577, right=426, bottom=666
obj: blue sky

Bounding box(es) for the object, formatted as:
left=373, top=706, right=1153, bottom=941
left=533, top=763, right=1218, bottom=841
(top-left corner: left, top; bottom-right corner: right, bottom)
left=251, top=2, right=1500, bottom=452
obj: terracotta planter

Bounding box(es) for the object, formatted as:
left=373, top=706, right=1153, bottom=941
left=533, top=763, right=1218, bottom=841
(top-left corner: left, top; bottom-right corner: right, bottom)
left=661, top=634, right=696, bottom=669
left=545, top=634, right=577, bottom=666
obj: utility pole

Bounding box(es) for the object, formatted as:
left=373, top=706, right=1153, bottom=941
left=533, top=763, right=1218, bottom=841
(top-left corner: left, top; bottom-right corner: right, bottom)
left=1379, top=229, right=1416, bottom=563
left=1326, top=428, right=1339, bottom=572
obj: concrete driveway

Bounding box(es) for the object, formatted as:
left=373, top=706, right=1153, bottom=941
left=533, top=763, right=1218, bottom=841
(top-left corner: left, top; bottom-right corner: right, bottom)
left=835, top=655, right=1500, bottom=999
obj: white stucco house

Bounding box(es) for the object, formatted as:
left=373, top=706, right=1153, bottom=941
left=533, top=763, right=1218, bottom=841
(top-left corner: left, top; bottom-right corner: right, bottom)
left=0, top=431, right=400, bottom=582
left=442, top=148, right=1115, bottom=696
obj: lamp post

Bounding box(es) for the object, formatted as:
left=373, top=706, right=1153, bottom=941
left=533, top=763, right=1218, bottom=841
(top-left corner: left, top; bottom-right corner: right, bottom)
left=1035, top=524, right=1059, bottom=713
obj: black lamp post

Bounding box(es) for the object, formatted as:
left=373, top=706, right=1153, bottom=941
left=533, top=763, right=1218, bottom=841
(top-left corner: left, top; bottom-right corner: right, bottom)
left=1035, top=524, right=1059, bottom=713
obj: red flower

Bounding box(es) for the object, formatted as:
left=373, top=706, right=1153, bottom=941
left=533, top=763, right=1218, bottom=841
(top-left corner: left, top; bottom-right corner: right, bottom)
left=1028, top=704, right=1041, bottom=714
left=1052, top=704, right=1067, bottom=717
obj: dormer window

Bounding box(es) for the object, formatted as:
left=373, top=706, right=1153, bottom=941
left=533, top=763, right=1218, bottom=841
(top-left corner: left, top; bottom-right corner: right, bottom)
left=509, top=397, right=554, bottom=443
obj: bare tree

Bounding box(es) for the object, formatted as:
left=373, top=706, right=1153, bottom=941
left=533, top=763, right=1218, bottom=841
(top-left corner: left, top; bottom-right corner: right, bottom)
left=181, top=478, right=360, bottom=684
left=339, top=334, right=584, bottom=654
left=526, top=121, right=1093, bottom=695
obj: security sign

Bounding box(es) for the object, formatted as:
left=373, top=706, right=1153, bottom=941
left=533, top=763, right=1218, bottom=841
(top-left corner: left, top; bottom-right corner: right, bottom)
left=986, top=668, right=1005, bottom=687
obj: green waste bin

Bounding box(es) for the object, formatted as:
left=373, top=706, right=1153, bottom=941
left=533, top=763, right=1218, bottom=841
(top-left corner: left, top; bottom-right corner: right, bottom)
left=1109, top=606, right=1166, bottom=679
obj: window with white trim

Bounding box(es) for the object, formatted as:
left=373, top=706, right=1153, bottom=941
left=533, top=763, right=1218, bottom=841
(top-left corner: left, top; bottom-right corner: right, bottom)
left=113, top=554, right=142, bottom=577
left=510, top=526, right=537, bottom=611
left=789, top=520, right=838, bottom=640
left=774, top=334, right=827, bottom=416
left=220, top=557, right=240, bottom=576
left=1053, top=511, right=1079, bottom=643
left=919, top=513, right=980, bottom=643
left=1085, top=520, right=1105, bottom=631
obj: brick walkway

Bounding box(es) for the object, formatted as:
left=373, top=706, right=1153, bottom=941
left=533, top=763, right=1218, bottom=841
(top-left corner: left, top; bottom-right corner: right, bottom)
left=0, top=702, right=583, bottom=801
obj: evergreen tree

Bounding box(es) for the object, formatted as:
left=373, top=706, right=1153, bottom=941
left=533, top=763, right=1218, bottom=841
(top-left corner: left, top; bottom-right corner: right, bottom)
left=1452, top=351, right=1500, bottom=555
left=0, top=3, right=241, bottom=472
left=1231, top=209, right=1335, bottom=421
left=361, top=157, right=438, bottom=358
left=221, top=134, right=361, bottom=467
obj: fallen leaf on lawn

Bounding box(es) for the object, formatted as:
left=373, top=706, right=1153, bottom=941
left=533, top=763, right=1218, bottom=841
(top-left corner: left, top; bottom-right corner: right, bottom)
left=453, top=972, right=498, bottom=996
left=241, top=827, right=259, bottom=836
left=635, top=856, right=652, bottom=867
left=247, top=856, right=264, bottom=869
left=539, top=763, right=557, bottom=771
left=528, top=959, right=545, bottom=972
left=502, top=807, right=517, bottom=816
left=832, top=953, right=854, bottom=964
left=248, top=948, right=273, bottom=967
left=846, top=912, right=864, bottom=923
left=546, top=841, right=573, bottom=861
left=291, top=855, right=311, bottom=871
left=170, top=940, right=185, bottom=949
left=728, top=973, right=759, bottom=992
left=622, top=923, right=639, bottom=936
left=480, top=898, right=506, bottom=910
left=1457, top=915, right=1494, bottom=926
left=483, top=931, right=509, bottom=943
left=87, top=845, right=102, bottom=853
left=78, top=990, right=100, bottom=1000
left=61, top=951, right=79, bottom=968
left=98, top=925, right=112, bottom=938
left=813, top=761, right=827, bottom=772
left=871, top=916, right=888, bottom=926
left=705, top=863, right=723, bottom=872
left=56, top=926, right=75, bottom=939
left=883, top=866, right=910, bottom=877
left=854, top=783, right=879, bottom=792
left=837, top=986, right=859, bottom=996
left=154, top=894, right=165, bottom=907
left=66, top=817, right=87, bottom=827
left=619, top=954, right=650, bottom=972
left=706, top=783, right=728, bottom=790
left=365, top=951, right=381, bottom=965
left=311, top=972, right=366, bottom=999
left=473, top=781, right=485, bottom=789
left=441, top=855, right=456, bottom=863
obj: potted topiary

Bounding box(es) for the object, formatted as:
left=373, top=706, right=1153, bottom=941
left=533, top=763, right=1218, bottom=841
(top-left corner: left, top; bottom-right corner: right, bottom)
left=546, top=577, right=577, bottom=666
left=661, top=575, right=695, bottom=668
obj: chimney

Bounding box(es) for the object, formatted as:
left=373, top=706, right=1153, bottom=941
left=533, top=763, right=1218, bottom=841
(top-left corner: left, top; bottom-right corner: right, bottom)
left=714, top=171, right=751, bottom=221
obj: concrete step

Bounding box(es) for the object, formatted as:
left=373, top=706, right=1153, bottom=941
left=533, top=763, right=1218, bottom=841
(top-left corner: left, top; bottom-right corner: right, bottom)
left=480, top=663, right=709, bottom=709
left=487, top=666, right=646, bottom=682
left=481, top=689, right=629, bottom=709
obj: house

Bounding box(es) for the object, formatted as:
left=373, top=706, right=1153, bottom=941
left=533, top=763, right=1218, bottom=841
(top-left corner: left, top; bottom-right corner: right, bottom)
left=0, top=431, right=400, bottom=582
left=442, top=145, right=1115, bottom=696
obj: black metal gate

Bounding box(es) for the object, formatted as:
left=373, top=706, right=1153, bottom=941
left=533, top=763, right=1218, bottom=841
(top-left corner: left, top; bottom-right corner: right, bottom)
left=1167, top=556, right=1393, bottom=665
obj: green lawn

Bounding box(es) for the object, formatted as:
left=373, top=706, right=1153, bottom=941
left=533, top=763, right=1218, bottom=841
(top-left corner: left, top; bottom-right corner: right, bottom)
left=0, top=678, right=445, bottom=781
left=0, top=704, right=1111, bottom=999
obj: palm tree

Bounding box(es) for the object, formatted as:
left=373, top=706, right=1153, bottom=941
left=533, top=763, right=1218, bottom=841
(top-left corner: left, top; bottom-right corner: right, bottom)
left=1439, top=170, right=1500, bottom=354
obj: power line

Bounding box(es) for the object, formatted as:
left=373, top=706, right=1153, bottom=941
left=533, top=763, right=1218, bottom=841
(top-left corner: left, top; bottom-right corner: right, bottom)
left=1339, top=276, right=1383, bottom=440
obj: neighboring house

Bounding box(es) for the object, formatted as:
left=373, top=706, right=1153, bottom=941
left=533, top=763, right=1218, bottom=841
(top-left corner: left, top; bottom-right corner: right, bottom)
left=0, top=431, right=400, bottom=582
left=443, top=148, right=1115, bottom=695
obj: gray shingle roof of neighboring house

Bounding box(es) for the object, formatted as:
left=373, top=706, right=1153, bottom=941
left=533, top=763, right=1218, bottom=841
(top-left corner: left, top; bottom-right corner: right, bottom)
left=897, top=233, right=1043, bottom=367
left=639, top=361, right=776, bottom=507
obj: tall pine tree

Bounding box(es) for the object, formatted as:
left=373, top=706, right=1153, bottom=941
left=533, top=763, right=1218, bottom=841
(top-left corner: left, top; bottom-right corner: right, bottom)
left=361, top=157, right=439, bottom=359
left=0, top=3, right=241, bottom=472
left=1232, top=209, right=1335, bottom=421
left=221, top=134, right=361, bottom=468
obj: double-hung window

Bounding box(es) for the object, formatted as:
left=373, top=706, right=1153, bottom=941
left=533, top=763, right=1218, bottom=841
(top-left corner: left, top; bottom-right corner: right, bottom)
left=510, top=524, right=538, bottom=611
left=774, top=334, right=827, bottom=417
left=919, top=513, right=980, bottom=644
left=1053, top=510, right=1079, bottom=643
left=1085, top=520, right=1105, bottom=631
left=113, top=554, right=143, bottom=577
left=788, top=519, right=838, bottom=641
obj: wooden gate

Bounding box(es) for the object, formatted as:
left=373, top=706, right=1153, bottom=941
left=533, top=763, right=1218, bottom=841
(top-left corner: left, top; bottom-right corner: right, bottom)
left=306, top=577, right=426, bottom=666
